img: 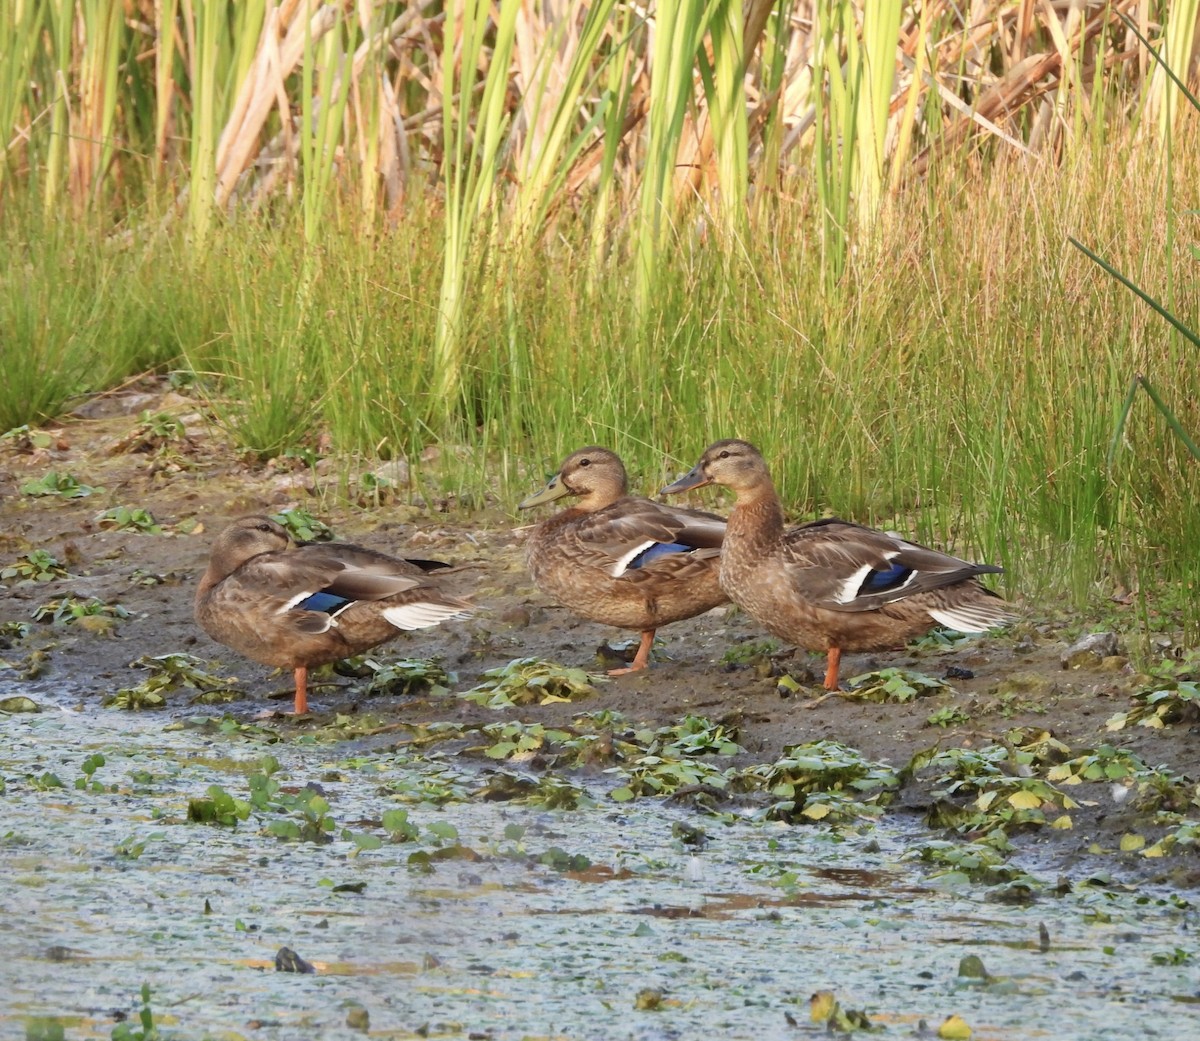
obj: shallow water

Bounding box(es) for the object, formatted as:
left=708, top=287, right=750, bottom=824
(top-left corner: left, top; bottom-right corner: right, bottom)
left=3, top=706, right=1199, bottom=1041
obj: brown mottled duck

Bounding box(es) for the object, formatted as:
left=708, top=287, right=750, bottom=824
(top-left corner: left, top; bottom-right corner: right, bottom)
left=196, top=516, right=471, bottom=713
left=662, top=440, right=1013, bottom=690
left=519, top=447, right=727, bottom=674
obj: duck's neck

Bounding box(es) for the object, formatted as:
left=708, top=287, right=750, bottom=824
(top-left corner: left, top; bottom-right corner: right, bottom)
left=725, top=482, right=785, bottom=557
left=575, top=488, right=623, bottom=513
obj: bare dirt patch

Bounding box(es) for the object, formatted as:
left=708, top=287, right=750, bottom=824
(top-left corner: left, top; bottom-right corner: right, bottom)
left=3, top=377, right=1198, bottom=885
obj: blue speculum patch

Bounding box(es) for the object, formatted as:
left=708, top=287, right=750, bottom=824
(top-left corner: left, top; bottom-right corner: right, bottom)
left=857, top=562, right=912, bottom=596
left=297, top=590, right=353, bottom=615
left=629, top=541, right=692, bottom=569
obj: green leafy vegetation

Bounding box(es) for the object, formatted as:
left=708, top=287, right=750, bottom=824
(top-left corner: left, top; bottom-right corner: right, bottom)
left=2, top=550, right=68, bottom=582
left=105, top=654, right=239, bottom=710
left=737, top=741, right=900, bottom=823
left=463, top=657, right=602, bottom=708
left=926, top=706, right=971, bottom=728
left=95, top=507, right=164, bottom=534
left=190, top=756, right=334, bottom=843
left=111, top=983, right=159, bottom=1041
left=271, top=508, right=333, bottom=543
left=1107, top=681, right=1200, bottom=731
left=720, top=639, right=781, bottom=667
left=19, top=472, right=102, bottom=499
left=32, top=598, right=129, bottom=624
left=0, top=620, right=30, bottom=641
left=360, top=657, right=453, bottom=698
left=846, top=668, right=950, bottom=703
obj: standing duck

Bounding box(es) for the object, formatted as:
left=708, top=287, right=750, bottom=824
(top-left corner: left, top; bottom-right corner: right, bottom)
left=518, top=447, right=727, bottom=674
left=195, top=516, right=471, bottom=713
left=661, top=440, right=1013, bottom=690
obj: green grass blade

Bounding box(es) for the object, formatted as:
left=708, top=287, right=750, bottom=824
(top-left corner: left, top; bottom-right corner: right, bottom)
left=1067, top=236, right=1200, bottom=351
left=1136, top=375, right=1200, bottom=462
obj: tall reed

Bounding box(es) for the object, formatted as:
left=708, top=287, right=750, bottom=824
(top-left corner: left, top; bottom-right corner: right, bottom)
left=433, top=0, right=520, bottom=426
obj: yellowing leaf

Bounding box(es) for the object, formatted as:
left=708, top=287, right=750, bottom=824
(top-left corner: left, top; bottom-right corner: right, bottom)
left=975, top=791, right=998, bottom=811
left=1051, top=814, right=1073, bottom=830
left=1139, top=715, right=1165, bottom=729
left=1120, top=833, right=1146, bottom=852
left=802, top=802, right=833, bottom=820
left=810, top=990, right=837, bottom=1023
left=1062, top=794, right=1079, bottom=809
left=1142, top=842, right=1166, bottom=858
left=1007, top=789, right=1043, bottom=810
left=1105, top=713, right=1128, bottom=731
left=938, top=1013, right=972, bottom=1039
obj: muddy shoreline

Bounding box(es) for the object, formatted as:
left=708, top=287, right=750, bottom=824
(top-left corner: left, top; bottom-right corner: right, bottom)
left=3, top=380, right=1199, bottom=889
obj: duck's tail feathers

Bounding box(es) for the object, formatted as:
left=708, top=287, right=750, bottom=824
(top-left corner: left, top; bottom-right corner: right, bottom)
left=383, top=598, right=472, bottom=630
left=928, top=598, right=1014, bottom=633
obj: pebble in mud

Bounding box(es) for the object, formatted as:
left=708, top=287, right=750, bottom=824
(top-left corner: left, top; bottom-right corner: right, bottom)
left=274, top=946, right=315, bottom=974
left=1060, top=631, right=1120, bottom=669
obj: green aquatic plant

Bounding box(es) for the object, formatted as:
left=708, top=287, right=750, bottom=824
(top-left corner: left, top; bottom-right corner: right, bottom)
left=914, top=741, right=1079, bottom=839
left=609, top=753, right=733, bottom=803
left=114, top=832, right=163, bottom=860
left=111, top=983, right=159, bottom=1041
left=480, top=720, right=569, bottom=760
left=910, top=840, right=1039, bottom=887
left=109, top=410, right=186, bottom=455
left=926, top=705, right=970, bottom=728
left=846, top=667, right=950, bottom=703
left=1106, top=680, right=1200, bottom=732
left=33, top=597, right=130, bottom=624
left=74, top=752, right=108, bottom=792
left=360, top=656, right=453, bottom=697
left=271, top=507, right=333, bottom=542
left=473, top=770, right=593, bottom=810
left=19, top=471, right=101, bottom=498
left=187, top=785, right=252, bottom=828
left=3, top=550, right=68, bottom=582
left=737, top=740, right=900, bottom=823
left=639, top=714, right=742, bottom=757
left=247, top=757, right=336, bottom=844
left=96, top=507, right=164, bottom=534
left=463, top=657, right=602, bottom=708
left=106, top=654, right=240, bottom=710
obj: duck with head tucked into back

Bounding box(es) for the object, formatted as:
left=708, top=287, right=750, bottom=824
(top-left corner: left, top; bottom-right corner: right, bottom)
left=519, top=447, right=728, bottom=675
left=661, top=440, right=1014, bottom=691
left=195, top=516, right=472, bottom=714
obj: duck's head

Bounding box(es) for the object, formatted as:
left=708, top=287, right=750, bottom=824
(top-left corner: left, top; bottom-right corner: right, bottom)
left=207, top=515, right=292, bottom=572
left=661, top=439, right=770, bottom=497
left=518, top=447, right=628, bottom=512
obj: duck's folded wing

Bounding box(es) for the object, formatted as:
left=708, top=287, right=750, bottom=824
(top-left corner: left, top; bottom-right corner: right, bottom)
left=573, top=499, right=724, bottom=577
left=781, top=520, right=1001, bottom=613
left=251, top=550, right=426, bottom=605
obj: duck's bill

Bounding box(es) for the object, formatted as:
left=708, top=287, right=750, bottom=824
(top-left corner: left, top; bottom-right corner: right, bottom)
left=660, top=466, right=710, bottom=495
left=518, top=475, right=570, bottom=509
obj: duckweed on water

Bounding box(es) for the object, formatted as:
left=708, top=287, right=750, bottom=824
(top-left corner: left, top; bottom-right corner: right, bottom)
left=4, top=691, right=1200, bottom=1038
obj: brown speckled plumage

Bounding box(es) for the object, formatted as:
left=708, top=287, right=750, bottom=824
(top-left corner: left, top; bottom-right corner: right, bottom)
left=195, top=516, right=471, bottom=713
left=519, top=447, right=727, bottom=674
left=662, top=440, right=1013, bottom=690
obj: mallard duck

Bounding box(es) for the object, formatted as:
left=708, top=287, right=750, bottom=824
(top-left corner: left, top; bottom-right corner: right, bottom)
left=518, top=447, right=727, bottom=674
left=661, top=440, right=1013, bottom=690
left=195, top=516, right=471, bottom=713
